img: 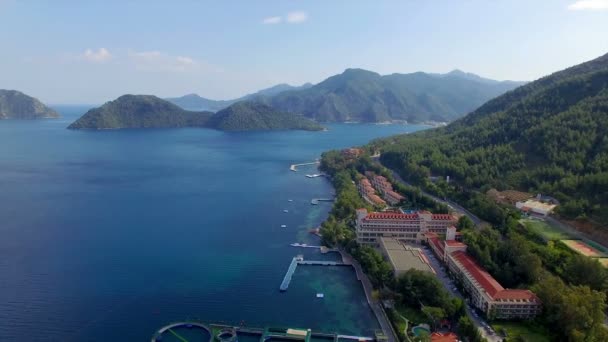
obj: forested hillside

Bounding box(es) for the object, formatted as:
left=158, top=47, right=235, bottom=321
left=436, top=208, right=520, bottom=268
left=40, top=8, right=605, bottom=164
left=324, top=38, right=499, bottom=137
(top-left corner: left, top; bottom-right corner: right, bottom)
left=374, top=53, right=608, bottom=226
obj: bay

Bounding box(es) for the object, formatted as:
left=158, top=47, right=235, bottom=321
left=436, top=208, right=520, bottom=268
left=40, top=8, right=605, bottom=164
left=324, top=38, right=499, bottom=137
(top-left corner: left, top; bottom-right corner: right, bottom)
left=0, top=106, right=428, bottom=341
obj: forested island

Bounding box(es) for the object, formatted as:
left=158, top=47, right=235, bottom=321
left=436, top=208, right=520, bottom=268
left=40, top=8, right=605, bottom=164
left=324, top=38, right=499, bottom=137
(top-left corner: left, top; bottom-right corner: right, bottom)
left=0, top=89, right=59, bottom=119
left=68, top=95, right=322, bottom=131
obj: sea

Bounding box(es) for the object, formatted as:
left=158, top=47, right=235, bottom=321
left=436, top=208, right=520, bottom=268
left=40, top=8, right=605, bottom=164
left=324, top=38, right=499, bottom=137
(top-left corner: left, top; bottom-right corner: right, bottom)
left=0, top=106, right=428, bottom=341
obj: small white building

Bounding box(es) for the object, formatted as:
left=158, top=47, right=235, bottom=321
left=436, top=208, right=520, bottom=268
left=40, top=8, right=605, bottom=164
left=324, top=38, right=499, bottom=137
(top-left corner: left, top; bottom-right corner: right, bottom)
left=516, top=199, right=557, bottom=216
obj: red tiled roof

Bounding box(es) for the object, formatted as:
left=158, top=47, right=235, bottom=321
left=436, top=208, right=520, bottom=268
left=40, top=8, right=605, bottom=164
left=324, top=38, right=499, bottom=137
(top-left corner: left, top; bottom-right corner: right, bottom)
left=494, top=289, right=540, bottom=301
left=451, top=251, right=504, bottom=297
left=430, top=332, right=458, bottom=342
left=429, top=237, right=445, bottom=256
left=365, top=212, right=420, bottom=220
left=386, top=190, right=405, bottom=199
left=445, top=240, right=467, bottom=247
left=432, top=214, right=456, bottom=221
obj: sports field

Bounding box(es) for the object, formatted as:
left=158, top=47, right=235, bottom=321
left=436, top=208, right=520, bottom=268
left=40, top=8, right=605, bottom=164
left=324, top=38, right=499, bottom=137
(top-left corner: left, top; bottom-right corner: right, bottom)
left=561, top=240, right=607, bottom=258
left=520, top=219, right=569, bottom=240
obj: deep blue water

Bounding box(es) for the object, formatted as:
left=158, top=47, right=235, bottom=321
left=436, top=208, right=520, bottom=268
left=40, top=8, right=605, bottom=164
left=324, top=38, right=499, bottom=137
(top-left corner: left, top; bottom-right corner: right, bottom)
left=0, top=106, right=428, bottom=341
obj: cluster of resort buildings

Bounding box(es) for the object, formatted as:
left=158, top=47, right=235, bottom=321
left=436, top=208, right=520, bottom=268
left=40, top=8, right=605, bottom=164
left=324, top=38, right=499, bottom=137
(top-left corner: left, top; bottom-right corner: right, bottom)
left=357, top=172, right=405, bottom=207
left=355, top=204, right=542, bottom=320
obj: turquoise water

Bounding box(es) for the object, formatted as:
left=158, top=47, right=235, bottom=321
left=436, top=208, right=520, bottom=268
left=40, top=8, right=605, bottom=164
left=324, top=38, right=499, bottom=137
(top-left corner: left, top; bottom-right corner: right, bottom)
left=0, top=106, right=428, bottom=341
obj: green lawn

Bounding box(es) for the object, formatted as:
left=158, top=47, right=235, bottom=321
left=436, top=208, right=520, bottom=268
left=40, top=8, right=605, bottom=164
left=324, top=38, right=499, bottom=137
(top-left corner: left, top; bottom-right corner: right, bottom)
left=521, top=219, right=570, bottom=241
left=491, top=321, right=551, bottom=342
left=395, top=304, right=430, bottom=325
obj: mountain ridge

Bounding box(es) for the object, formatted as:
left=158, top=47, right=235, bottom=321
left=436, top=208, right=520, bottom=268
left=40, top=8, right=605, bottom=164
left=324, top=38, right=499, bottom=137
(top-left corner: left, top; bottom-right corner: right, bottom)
left=374, top=52, right=608, bottom=226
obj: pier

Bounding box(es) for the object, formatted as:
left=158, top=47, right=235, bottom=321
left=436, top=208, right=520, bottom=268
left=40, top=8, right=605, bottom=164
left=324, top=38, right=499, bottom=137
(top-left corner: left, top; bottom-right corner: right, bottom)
left=280, top=255, right=303, bottom=291
left=290, top=161, right=320, bottom=172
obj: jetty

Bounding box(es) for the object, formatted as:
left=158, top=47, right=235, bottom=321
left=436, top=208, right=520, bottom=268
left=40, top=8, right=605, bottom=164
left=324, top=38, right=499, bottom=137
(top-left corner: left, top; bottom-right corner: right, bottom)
left=280, top=255, right=303, bottom=291
left=311, top=198, right=334, bottom=205
left=290, top=161, right=320, bottom=172
left=279, top=255, right=349, bottom=291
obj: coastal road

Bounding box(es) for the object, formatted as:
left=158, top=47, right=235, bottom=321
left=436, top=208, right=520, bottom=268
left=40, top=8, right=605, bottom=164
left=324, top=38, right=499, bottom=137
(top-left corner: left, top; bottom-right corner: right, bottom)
left=382, top=165, right=483, bottom=226
left=419, top=246, right=502, bottom=342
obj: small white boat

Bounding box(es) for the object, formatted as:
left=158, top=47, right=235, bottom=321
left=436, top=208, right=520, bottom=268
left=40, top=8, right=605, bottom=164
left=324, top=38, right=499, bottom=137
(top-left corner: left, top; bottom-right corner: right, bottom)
left=316, top=293, right=324, bottom=298
left=281, top=224, right=287, bottom=228
left=283, top=209, right=289, bottom=213
left=288, top=199, right=293, bottom=202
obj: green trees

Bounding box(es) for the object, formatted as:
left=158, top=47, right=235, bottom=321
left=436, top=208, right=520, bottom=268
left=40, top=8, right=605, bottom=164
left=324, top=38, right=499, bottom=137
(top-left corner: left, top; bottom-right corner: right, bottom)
left=372, top=54, right=608, bottom=226
left=532, top=273, right=608, bottom=341
left=457, top=316, right=486, bottom=342
left=395, top=269, right=464, bottom=321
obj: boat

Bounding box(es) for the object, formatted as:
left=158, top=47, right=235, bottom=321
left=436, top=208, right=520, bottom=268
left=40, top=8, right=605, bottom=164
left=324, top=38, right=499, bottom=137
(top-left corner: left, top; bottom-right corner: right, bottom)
left=283, top=209, right=289, bottom=213
left=281, top=224, right=287, bottom=228
left=288, top=199, right=293, bottom=202
left=305, top=174, right=322, bottom=178
left=316, top=293, right=324, bottom=298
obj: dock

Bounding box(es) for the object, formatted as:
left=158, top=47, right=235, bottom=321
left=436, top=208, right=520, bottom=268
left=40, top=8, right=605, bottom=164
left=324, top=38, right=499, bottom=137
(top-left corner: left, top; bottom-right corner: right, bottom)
left=280, top=255, right=303, bottom=291
left=298, top=260, right=346, bottom=266
left=290, top=161, right=320, bottom=172
left=280, top=255, right=350, bottom=292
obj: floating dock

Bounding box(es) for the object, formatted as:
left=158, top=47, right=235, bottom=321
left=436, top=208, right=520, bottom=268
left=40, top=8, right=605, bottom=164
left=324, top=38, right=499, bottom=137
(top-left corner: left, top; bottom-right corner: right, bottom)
left=280, top=255, right=303, bottom=291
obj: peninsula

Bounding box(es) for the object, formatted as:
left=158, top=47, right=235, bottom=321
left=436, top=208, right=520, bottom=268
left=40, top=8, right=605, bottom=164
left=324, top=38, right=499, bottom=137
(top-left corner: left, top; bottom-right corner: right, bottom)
left=0, top=89, right=60, bottom=119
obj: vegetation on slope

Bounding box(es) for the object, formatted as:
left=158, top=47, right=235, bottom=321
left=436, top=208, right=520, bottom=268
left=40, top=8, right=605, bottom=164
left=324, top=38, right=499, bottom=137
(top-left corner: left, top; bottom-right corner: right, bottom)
left=266, top=68, right=523, bottom=123
left=206, top=101, right=323, bottom=131
left=68, top=95, right=212, bottom=129
left=0, top=89, right=59, bottom=119
left=374, top=52, right=608, bottom=226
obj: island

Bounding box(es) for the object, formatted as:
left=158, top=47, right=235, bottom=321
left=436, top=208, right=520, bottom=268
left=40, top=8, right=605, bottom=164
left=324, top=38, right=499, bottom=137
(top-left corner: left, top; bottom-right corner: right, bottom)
left=68, top=95, right=323, bottom=132
left=0, top=89, right=60, bottom=119
left=207, top=101, right=323, bottom=131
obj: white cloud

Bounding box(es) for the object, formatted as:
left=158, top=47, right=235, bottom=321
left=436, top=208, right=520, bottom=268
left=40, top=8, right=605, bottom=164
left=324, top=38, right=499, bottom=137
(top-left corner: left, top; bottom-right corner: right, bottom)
left=128, top=50, right=220, bottom=73
left=262, top=16, right=282, bottom=24
left=81, top=48, right=112, bottom=63
left=568, top=0, right=608, bottom=10
left=286, top=11, right=308, bottom=24
left=261, top=11, right=308, bottom=25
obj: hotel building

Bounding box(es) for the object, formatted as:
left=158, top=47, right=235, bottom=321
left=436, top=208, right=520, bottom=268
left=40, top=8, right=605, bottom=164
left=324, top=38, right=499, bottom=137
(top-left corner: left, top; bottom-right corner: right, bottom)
left=428, top=235, right=542, bottom=319
left=355, top=209, right=457, bottom=245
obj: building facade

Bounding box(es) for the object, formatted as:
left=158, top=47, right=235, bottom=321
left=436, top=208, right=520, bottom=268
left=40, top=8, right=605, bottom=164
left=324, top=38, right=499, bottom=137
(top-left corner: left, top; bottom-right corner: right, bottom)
left=355, top=209, right=457, bottom=245
left=446, top=251, right=542, bottom=319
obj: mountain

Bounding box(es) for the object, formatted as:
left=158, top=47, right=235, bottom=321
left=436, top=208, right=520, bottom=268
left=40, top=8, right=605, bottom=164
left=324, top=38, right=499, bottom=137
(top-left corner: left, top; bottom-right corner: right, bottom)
left=206, top=101, right=323, bottom=131
left=0, top=89, right=60, bottom=119
left=375, top=52, right=608, bottom=226
left=68, top=95, right=322, bottom=132
left=67, top=95, right=213, bottom=129
left=166, top=83, right=313, bottom=112
left=264, top=69, right=525, bottom=123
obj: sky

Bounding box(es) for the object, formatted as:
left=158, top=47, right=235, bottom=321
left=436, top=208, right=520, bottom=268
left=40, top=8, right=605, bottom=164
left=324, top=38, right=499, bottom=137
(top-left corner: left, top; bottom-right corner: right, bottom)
left=1, top=0, right=607, bottom=104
